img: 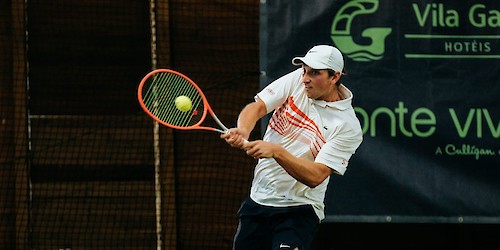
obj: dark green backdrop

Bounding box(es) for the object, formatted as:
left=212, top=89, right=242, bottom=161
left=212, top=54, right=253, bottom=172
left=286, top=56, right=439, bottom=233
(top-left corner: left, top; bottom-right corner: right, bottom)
left=261, top=0, right=500, bottom=223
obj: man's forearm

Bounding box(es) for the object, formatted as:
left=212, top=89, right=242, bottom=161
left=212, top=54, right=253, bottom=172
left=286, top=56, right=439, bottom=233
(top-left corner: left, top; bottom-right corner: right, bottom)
left=273, top=147, right=333, bottom=188
left=237, top=100, right=267, bottom=139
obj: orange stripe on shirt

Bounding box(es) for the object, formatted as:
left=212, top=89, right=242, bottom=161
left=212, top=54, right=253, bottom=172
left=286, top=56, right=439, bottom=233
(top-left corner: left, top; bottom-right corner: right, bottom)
left=268, top=97, right=327, bottom=157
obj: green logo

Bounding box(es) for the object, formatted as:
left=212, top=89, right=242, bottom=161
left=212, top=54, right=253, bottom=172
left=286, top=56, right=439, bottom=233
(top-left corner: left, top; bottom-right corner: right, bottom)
left=331, top=0, right=392, bottom=62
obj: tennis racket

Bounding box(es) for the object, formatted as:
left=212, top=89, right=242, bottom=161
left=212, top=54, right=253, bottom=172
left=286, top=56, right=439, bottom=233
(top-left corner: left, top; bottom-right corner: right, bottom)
left=137, top=69, right=230, bottom=134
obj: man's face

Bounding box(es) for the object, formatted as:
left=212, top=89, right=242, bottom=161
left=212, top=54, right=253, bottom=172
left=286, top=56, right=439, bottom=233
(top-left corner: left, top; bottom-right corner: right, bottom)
left=301, top=65, right=337, bottom=101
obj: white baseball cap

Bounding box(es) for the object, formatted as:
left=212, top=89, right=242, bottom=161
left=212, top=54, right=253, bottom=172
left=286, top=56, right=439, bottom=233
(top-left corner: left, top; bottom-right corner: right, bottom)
left=292, top=45, right=344, bottom=72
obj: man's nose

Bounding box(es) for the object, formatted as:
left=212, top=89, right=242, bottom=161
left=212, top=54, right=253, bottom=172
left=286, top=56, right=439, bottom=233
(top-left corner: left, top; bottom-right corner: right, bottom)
left=302, top=75, right=311, bottom=83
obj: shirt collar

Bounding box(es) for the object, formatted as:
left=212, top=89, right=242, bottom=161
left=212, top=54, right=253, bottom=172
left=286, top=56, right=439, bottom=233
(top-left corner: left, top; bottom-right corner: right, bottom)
left=311, top=84, right=353, bottom=110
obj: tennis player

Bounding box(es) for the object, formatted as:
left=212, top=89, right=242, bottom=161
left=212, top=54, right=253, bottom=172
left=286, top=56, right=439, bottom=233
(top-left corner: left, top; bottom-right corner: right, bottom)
left=221, top=45, right=363, bottom=250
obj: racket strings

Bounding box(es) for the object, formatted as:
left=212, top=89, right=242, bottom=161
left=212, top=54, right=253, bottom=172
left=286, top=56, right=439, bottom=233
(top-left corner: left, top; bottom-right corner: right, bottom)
left=142, top=72, right=204, bottom=127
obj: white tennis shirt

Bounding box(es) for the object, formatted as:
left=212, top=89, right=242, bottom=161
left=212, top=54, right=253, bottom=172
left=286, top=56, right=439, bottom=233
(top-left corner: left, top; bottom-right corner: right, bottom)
left=250, top=68, right=363, bottom=221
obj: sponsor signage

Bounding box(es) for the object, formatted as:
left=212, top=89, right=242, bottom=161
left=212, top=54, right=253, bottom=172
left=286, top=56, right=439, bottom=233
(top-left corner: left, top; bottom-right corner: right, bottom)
left=260, top=0, right=500, bottom=223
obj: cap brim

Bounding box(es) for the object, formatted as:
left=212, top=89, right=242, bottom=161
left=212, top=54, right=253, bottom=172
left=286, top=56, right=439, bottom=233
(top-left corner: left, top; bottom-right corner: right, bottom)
left=292, top=57, right=304, bottom=66
left=292, top=57, right=329, bottom=70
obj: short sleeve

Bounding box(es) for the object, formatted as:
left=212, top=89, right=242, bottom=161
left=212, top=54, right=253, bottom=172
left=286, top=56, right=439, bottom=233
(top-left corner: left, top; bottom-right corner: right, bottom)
left=315, top=128, right=363, bottom=175
left=255, top=68, right=303, bottom=113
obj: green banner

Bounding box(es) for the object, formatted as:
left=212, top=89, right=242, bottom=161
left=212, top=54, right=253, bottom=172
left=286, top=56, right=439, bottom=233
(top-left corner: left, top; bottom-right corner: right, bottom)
left=260, top=0, right=500, bottom=223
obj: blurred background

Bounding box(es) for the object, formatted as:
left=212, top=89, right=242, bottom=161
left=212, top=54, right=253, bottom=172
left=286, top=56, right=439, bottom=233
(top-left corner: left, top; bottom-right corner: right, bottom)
left=1, top=0, right=499, bottom=249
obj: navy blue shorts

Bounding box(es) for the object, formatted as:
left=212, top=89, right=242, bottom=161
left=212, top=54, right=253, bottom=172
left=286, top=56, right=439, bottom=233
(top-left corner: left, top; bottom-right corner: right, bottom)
left=232, top=197, right=320, bottom=250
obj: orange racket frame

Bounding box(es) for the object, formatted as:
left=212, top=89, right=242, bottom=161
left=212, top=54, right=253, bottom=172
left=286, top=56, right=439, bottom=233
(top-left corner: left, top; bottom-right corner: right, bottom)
left=137, top=69, right=229, bottom=133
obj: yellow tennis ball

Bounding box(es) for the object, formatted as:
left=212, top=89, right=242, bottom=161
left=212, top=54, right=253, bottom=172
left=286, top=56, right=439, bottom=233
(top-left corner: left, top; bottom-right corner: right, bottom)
left=175, top=95, right=192, bottom=112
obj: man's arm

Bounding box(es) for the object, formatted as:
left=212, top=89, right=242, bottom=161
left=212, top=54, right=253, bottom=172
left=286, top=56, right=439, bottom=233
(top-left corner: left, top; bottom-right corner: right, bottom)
left=222, top=98, right=334, bottom=187
left=220, top=98, right=267, bottom=148
left=243, top=140, right=334, bottom=188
